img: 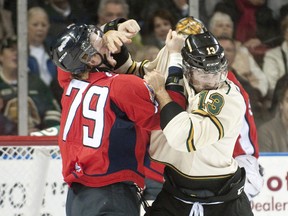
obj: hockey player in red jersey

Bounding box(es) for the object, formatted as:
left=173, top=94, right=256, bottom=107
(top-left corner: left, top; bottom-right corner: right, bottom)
left=52, top=23, right=157, bottom=216
left=228, top=71, right=264, bottom=200
left=50, top=21, right=185, bottom=216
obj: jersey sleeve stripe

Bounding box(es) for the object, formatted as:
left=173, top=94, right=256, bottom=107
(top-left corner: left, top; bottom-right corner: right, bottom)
left=224, top=81, right=231, bottom=94
left=127, top=60, right=137, bottom=74
left=186, top=120, right=195, bottom=152
left=192, top=109, right=224, bottom=140
left=139, top=60, right=149, bottom=78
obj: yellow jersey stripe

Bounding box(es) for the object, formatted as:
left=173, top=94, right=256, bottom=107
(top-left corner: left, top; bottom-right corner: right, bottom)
left=192, top=109, right=224, bottom=140
left=186, top=121, right=195, bottom=152
left=127, top=61, right=137, bottom=74
left=139, top=60, right=149, bottom=77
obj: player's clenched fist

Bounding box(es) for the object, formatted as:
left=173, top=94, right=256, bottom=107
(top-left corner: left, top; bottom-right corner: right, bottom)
left=118, top=19, right=140, bottom=37
left=103, top=20, right=140, bottom=54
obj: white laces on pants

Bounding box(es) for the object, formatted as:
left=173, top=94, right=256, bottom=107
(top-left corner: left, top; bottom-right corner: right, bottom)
left=174, top=196, right=223, bottom=216
left=189, top=202, right=204, bottom=216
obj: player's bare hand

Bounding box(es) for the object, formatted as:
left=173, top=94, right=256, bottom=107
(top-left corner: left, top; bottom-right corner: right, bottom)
left=118, top=19, right=140, bottom=38
left=103, top=30, right=132, bottom=53
left=144, top=70, right=166, bottom=94
left=166, top=29, right=185, bottom=53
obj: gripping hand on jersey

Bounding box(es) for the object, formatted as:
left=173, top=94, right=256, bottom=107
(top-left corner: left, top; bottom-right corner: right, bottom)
left=144, top=70, right=173, bottom=109
left=165, top=29, right=185, bottom=54
left=144, top=70, right=172, bottom=109
left=165, top=30, right=185, bottom=94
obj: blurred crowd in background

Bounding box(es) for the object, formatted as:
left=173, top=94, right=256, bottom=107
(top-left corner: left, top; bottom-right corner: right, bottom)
left=0, top=0, right=288, bottom=152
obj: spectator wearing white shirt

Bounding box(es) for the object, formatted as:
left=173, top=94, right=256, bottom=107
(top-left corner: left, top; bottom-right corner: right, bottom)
left=27, top=7, right=62, bottom=105
left=263, top=16, right=288, bottom=101
left=209, top=11, right=268, bottom=98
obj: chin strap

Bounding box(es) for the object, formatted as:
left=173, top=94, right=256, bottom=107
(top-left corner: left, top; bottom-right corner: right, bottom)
left=102, top=54, right=114, bottom=70
left=90, top=54, right=114, bottom=72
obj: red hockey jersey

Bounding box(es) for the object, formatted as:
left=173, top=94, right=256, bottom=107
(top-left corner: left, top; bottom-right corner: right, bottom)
left=228, top=72, right=259, bottom=158
left=57, top=68, right=160, bottom=188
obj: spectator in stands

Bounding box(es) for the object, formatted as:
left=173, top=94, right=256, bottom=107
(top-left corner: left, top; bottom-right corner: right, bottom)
left=0, top=37, right=61, bottom=134
left=267, top=0, right=288, bottom=20
left=80, top=0, right=101, bottom=24
left=124, top=0, right=151, bottom=25
left=263, top=16, right=288, bottom=102
left=3, top=0, right=51, bottom=33
left=280, top=3, right=288, bottom=21
left=218, top=37, right=261, bottom=102
left=134, top=45, right=159, bottom=62
left=198, top=0, right=222, bottom=26
left=82, top=0, right=145, bottom=26
left=213, top=0, right=281, bottom=65
left=171, top=0, right=189, bottom=18
left=140, top=0, right=188, bottom=26
left=97, top=0, right=129, bottom=26
left=27, top=7, right=62, bottom=105
left=0, top=0, right=15, bottom=41
left=41, top=0, right=87, bottom=46
left=0, top=111, right=17, bottom=135
left=209, top=11, right=269, bottom=99
left=218, top=36, right=271, bottom=126
left=142, top=9, right=176, bottom=49
left=258, top=74, right=288, bottom=152
left=96, top=0, right=143, bottom=59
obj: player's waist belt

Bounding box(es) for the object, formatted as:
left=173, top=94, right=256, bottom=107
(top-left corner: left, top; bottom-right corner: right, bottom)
left=163, top=167, right=246, bottom=203
left=163, top=166, right=234, bottom=193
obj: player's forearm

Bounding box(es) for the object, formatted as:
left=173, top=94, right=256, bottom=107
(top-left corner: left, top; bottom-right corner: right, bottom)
left=152, top=86, right=185, bottom=130
left=159, top=100, right=184, bottom=130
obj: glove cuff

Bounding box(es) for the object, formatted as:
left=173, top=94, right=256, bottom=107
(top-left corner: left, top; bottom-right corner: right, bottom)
left=111, top=45, right=129, bottom=69
left=104, top=18, right=127, bottom=33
